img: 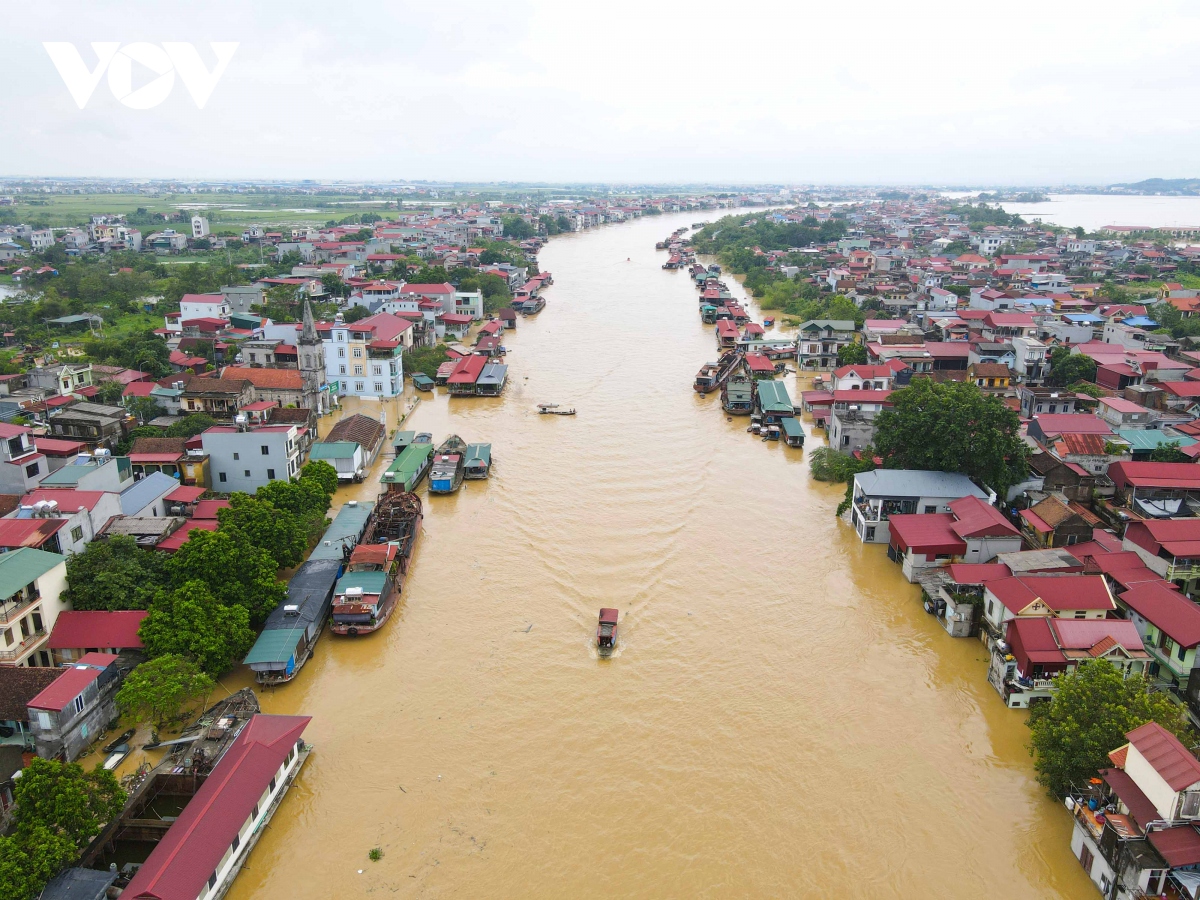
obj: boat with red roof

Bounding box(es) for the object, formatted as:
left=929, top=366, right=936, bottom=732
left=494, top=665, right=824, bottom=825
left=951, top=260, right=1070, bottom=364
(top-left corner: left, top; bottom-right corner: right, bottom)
left=597, top=608, right=619, bottom=654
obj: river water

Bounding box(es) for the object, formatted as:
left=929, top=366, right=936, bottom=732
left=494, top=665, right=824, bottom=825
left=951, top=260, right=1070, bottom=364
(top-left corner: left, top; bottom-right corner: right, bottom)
left=218, top=209, right=1096, bottom=899
left=998, top=194, right=1200, bottom=232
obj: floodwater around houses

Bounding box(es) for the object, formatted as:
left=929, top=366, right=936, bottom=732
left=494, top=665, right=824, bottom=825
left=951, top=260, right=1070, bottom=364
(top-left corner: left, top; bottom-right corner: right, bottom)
left=213, top=209, right=1096, bottom=899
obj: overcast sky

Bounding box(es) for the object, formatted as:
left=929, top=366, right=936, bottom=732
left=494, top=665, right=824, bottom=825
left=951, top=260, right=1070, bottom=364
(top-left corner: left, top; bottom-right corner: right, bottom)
left=4, top=0, right=1199, bottom=185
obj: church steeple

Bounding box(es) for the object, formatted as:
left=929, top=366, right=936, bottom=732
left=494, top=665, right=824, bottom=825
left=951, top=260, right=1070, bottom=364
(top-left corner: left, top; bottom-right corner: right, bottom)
left=299, top=300, right=319, bottom=345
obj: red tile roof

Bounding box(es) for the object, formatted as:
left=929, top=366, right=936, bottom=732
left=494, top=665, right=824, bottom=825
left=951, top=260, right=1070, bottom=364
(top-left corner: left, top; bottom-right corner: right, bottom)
left=122, top=715, right=311, bottom=900
left=1109, top=461, right=1200, bottom=490
left=1128, top=721, right=1200, bottom=791
left=987, top=575, right=1114, bottom=614
left=887, top=513, right=966, bottom=555
left=219, top=366, right=303, bottom=390
left=1119, top=580, right=1200, bottom=647
left=27, top=654, right=119, bottom=711
left=947, top=495, right=1019, bottom=539
left=0, top=517, right=64, bottom=549
left=48, top=610, right=146, bottom=650
left=947, top=562, right=1012, bottom=584
left=1148, top=824, right=1200, bottom=867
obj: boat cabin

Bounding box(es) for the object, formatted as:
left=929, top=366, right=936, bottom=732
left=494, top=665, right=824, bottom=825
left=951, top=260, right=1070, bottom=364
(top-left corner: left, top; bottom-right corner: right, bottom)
left=597, top=608, right=619, bottom=651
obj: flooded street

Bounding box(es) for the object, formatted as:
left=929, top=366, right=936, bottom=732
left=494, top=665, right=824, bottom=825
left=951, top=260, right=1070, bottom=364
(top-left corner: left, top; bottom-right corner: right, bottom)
left=224, top=209, right=1096, bottom=899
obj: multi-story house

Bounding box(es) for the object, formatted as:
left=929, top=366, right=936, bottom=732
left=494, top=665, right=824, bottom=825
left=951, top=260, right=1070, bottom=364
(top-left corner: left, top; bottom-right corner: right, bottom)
left=202, top=423, right=302, bottom=494
left=849, top=469, right=989, bottom=544
left=0, top=423, right=47, bottom=494
left=795, top=320, right=857, bottom=371
left=1069, top=723, right=1200, bottom=897
left=827, top=390, right=893, bottom=456
left=27, top=652, right=127, bottom=760
left=320, top=312, right=412, bottom=399
left=0, top=548, right=69, bottom=668
left=28, top=363, right=93, bottom=398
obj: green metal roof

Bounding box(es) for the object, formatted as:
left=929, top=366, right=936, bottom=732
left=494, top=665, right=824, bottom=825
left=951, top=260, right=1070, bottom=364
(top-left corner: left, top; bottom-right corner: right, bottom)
left=392, top=430, right=416, bottom=447
left=1117, top=429, right=1196, bottom=452
left=309, top=501, right=376, bottom=561
left=781, top=417, right=803, bottom=437
left=756, top=380, right=794, bottom=413
left=0, top=547, right=66, bottom=595
left=335, top=571, right=389, bottom=595
left=465, top=443, right=491, bottom=465
left=382, top=443, right=433, bottom=483
left=309, top=441, right=359, bottom=460
left=243, top=627, right=304, bottom=665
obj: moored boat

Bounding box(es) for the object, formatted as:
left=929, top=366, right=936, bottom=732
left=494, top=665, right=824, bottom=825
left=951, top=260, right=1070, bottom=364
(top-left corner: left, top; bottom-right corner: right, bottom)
left=464, top=443, right=492, bottom=479
left=382, top=442, right=433, bottom=491
left=331, top=491, right=421, bottom=637
left=429, top=435, right=467, bottom=494
left=722, top=373, right=756, bottom=414
left=597, top=608, right=619, bottom=654
left=694, top=349, right=742, bottom=394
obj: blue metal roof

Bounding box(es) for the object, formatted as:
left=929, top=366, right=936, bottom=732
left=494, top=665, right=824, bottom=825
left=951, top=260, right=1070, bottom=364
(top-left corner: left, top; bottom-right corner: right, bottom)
left=119, top=471, right=181, bottom=514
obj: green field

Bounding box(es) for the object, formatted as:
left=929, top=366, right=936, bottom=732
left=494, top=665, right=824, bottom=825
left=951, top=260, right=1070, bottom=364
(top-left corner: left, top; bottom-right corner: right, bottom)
left=2, top=192, right=405, bottom=230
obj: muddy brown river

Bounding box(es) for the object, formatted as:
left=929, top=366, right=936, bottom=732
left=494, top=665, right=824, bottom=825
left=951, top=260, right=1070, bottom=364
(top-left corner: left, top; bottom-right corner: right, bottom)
left=213, top=208, right=1096, bottom=898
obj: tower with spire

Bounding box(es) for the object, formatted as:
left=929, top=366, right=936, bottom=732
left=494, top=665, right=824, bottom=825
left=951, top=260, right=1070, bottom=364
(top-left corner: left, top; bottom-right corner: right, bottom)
left=298, top=300, right=327, bottom=414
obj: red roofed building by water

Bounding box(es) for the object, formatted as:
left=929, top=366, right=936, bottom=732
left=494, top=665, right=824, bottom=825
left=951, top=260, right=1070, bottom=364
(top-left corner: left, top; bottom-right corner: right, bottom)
left=26, top=652, right=122, bottom=761
left=887, top=495, right=1023, bottom=582
left=990, top=617, right=1149, bottom=708
left=121, top=714, right=312, bottom=900
left=980, top=574, right=1115, bottom=640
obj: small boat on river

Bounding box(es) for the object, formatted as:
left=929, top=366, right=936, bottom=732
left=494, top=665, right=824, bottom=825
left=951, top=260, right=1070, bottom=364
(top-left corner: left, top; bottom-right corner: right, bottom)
left=693, top=349, right=742, bottom=394
left=597, top=608, right=619, bottom=654
left=464, top=443, right=492, bottom=479
left=429, top=435, right=467, bottom=494
left=538, top=404, right=576, bottom=415
left=103, top=728, right=136, bottom=754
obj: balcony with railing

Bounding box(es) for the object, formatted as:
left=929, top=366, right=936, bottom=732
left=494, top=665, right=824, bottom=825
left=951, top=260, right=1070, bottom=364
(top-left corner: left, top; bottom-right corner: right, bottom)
left=0, top=590, right=39, bottom=625
left=0, top=628, right=47, bottom=662
left=1167, top=559, right=1200, bottom=581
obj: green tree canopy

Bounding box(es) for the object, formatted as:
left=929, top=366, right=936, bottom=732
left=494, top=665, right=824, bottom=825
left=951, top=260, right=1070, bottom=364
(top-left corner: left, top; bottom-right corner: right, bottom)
left=139, top=580, right=254, bottom=675
left=1028, top=660, right=1190, bottom=795
left=1046, top=347, right=1098, bottom=387
left=62, top=534, right=170, bottom=611
left=216, top=493, right=308, bottom=569
left=1150, top=440, right=1191, bottom=463
left=116, top=654, right=214, bottom=728
left=167, top=529, right=285, bottom=627
left=501, top=215, right=534, bottom=240
left=300, top=459, right=340, bottom=496
left=256, top=476, right=331, bottom=520
left=836, top=343, right=868, bottom=366
left=1, top=756, right=127, bottom=897
left=872, top=378, right=1029, bottom=494
left=164, top=413, right=217, bottom=438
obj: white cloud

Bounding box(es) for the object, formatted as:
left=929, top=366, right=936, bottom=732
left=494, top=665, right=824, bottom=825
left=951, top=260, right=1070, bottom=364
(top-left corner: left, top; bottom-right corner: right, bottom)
left=3, top=0, right=1199, bottom=183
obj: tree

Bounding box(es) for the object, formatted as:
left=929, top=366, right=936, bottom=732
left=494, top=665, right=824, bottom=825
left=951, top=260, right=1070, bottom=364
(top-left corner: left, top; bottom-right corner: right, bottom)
left=139, top=580, right=254, bottom=675
left=168, top=529, right=286, bottom=626
left=320, top=272, right=346, bottom=299
left=300, top=459, right=340, bottom=496
left=342, top=304, right=371, bottom=323
left=116, top=654, right=214, bottom=728
left=256, top=476, right=331, bottom=519
left=164, top=413, right=217, bottom=438
left=1028, top=660, right=1190, bottom=796
left=836, top=343, right=868, bottom=366
left=1151, top=440, right=1191, bottom=463
left=872, top=378, right=1029, bottom=494
left=1046, top=347, right=1098, bottom=387
left=501, top=215, right=534, bottom=240
left=217, top=493, right=308, bottom=568
left=11, top=757, right=125, bottom=850
left=62, top=534, right=170, bottom=611
left=126, top=396, right=166, bottom=426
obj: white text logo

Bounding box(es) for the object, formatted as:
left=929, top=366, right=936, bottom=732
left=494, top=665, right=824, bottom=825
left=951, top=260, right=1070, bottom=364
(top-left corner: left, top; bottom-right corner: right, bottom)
left=42, top=42, right=239, bottom=109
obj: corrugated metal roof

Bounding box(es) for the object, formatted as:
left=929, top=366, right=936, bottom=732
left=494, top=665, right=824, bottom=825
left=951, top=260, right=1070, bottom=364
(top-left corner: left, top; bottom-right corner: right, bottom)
left=335, top=571, right=388, bottom=595
left=309, top=441, right=359, bottom=460
left=0, top=547, right=65, bottom=597
left=121, top=715, right=311, bottom=900
left=308, top=502, right=376, bottom=561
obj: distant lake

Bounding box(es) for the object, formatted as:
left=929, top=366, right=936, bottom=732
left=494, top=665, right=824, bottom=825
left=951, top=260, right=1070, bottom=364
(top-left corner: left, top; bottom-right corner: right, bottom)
left=998, top=194, right=1200, bottom=231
